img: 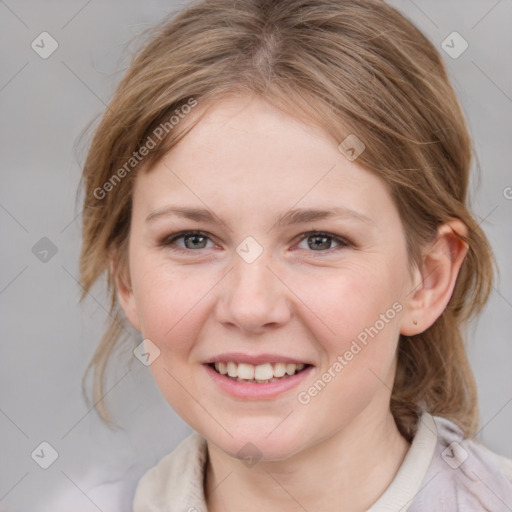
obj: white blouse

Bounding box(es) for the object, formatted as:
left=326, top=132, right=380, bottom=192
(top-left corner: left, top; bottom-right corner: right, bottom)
left=132, top=412, right=512, bottom=511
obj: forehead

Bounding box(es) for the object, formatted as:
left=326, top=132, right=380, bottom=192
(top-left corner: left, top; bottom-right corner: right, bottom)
left=132, top=95, right=399, bottom=228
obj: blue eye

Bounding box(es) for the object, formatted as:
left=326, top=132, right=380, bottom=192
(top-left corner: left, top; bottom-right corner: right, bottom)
left=296, top=231, right=350, bottom=251
left=160, top=230, right=351, bottom=254
left=161, top=231, right=214, bottom=252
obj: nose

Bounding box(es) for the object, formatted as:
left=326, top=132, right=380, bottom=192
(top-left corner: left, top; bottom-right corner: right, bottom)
left=214, top=253, right=292, bottom=334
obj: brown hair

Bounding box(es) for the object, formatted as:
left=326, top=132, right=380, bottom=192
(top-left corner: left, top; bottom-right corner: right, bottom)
left=79, top=0, right=494, bottom=439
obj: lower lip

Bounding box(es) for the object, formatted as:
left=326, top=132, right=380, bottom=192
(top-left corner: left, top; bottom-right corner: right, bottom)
left=203, top=364, right=313, bottom=400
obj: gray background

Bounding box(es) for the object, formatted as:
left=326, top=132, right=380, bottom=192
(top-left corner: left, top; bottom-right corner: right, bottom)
left=1, top=1, right=511, bottom=510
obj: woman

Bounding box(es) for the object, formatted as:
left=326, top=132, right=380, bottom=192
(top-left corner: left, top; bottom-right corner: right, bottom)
left=79, top=0, right=512, bottom=510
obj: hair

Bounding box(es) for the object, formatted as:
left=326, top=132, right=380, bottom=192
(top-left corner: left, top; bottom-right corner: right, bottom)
left=79, top=0, right=495, bottom=440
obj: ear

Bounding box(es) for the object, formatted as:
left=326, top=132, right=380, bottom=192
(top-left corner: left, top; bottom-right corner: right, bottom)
left=400, top=219, right=469, bottom=336
left=110, top=249, right=142, bottom=333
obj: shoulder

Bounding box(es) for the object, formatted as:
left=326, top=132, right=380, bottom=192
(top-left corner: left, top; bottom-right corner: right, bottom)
left=132, top=431, right=208, bottom=512
left=432, top=414, right=512, bottom=482
left=409, top=414, right=512, bottom=512
left=478, top=443, right=512, bottom=481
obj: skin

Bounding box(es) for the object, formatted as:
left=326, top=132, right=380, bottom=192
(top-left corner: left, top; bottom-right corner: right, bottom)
left=117, top=94, right=468, bottom=511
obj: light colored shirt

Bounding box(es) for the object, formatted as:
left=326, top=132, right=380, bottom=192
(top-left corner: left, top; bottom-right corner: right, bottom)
left=132, top=412, right=512, bottom=511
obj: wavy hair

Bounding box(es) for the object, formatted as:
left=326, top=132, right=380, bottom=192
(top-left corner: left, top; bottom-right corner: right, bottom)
left=79, top=0, right=494, bottom=439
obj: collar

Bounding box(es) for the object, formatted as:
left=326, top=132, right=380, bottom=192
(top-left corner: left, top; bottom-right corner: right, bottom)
left=133, top=412, right=438, bottom=512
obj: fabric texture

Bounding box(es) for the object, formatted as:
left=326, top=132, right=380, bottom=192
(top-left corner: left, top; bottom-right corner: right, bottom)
left=132, top=413, right=512, bottom=511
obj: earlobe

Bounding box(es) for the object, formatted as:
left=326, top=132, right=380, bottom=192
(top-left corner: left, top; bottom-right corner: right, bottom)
left=400, top=219, right=469, bottom=336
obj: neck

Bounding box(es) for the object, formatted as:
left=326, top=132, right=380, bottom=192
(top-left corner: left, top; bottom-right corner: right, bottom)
left=204, top=409, right=410, bottom=512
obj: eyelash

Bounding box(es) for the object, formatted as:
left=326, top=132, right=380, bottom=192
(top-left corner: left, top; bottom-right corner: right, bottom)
left=159, top=230, right=352, bottom=255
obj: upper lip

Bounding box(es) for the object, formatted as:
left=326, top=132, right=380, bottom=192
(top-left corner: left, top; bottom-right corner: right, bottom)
left=204, top=352, right=313, bottom=366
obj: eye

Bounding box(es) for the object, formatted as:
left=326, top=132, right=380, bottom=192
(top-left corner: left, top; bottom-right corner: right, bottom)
left=295, top=231, right=350, bottom=252
left=160, top=230, right=216, bottom=252
left=160, top=230, right=351, bottom=254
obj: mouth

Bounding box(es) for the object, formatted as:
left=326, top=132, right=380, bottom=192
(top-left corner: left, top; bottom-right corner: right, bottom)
left=207, top=361, right=312, bottom=384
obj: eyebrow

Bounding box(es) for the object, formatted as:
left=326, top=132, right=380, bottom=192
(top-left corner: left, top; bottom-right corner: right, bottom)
left=145, top=205, right=372, bottom=228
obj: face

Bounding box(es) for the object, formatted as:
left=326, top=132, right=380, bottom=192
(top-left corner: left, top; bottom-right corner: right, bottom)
left=119, top=94, right=416, bottom=461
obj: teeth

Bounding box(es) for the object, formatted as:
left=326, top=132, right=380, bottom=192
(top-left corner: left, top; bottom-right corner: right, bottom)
left=212, top=361, right=307, bottom=382
left=237, top=363, right=255, bottom=380
left=254, top=363, right=273, bottom=380
left=273, top=362, right=287, bottom=377
left=286, top=363, right=297, bottom=375
left=227, top=361, right=237, bottom=378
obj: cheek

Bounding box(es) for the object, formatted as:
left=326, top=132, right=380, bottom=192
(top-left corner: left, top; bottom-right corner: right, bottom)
left=294, top=268, right=403, bottom=424
left=129, top=257, right=213, bottom=419
left=291, top=260, right=405, bottom=411
left=130, top=256, right=215, bottom=352
left=294, top=261, right=404, bottom=344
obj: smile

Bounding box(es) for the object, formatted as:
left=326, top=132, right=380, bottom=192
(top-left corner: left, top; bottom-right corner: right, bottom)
left=209, top=361, right=309, bottom=383
left=204, top=359, right=313, bottom=400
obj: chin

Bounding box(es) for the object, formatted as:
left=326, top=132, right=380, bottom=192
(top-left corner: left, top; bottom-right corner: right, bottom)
left=203, top=420, right=307, bottom=463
